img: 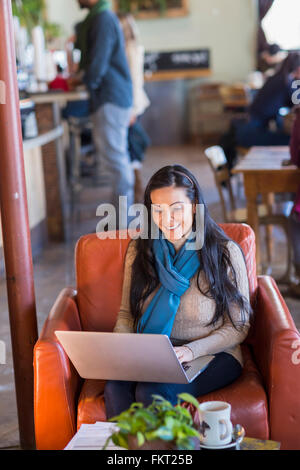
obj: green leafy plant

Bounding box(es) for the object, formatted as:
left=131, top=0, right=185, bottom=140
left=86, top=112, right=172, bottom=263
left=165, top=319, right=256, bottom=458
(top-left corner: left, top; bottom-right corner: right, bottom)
left=102, top=392, right=201, bottom=450
left=12, top=0, right=62, bottom=40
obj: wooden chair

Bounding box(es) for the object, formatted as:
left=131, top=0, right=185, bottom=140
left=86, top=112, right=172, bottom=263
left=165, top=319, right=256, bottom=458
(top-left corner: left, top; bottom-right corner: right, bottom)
left=219, top=83, right=250, bottom=110
left=204, top=146, right=293, bottom=282
left=235, top=146, right=249, bottom=200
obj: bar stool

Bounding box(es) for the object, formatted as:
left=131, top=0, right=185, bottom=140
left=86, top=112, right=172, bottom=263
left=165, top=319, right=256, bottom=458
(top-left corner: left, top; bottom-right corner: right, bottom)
left=67, top=115, right=95, bottom=222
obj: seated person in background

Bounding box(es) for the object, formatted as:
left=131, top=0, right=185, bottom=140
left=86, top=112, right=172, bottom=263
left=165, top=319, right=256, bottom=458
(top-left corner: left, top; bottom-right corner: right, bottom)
left=48, top=65, right=70, bottom=92
left=104, top=164, right=252, bottom=419
left=48, top=60, right=90, bottom=119
left=235, top=52, right=300, bottom=148
left=258, top=43, right=287, bottom=75
left=288, top=106, right=300, bottom=297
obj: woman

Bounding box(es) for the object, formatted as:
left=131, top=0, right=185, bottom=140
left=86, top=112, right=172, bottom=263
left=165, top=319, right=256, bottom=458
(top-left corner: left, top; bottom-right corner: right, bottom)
left=118, top=13, right=150, bottom=121
left=235, top=52, right=300, bottom=148
left=104, top=165, right=252, bottom=419
left=118, top=13, right=150, bottom=203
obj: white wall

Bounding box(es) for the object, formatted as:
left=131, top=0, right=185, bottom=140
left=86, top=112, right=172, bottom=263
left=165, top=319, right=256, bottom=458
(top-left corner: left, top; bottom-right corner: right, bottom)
left=23, top=146, right=47, bottom=229
left=0, top=146, right=46, bottom=248
left=46, top=0, right=258, bottom=82
left=46, top=0, right=86, bottom=38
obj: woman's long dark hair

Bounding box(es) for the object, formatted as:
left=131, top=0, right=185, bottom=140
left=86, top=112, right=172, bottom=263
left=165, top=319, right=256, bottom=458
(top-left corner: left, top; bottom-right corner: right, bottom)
left=130, top=164, right=252, bottom=333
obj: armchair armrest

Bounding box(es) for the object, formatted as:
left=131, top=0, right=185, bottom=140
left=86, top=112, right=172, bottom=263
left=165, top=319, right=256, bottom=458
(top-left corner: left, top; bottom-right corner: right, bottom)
left=34, top=287, right=82, bottom=450
left=250, top=276, right=300, bottom=450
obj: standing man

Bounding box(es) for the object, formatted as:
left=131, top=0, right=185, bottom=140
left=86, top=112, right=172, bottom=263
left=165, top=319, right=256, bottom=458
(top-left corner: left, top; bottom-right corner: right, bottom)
left=74, top=0, right=134, bottom=228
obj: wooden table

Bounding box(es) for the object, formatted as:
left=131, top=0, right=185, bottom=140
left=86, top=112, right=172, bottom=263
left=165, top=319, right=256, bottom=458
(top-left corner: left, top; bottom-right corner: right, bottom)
left=232, top=146, right=300, bottom=272
left=240, top=437, right=280, bottom=450
left=64, top=421, right=281, bottom=451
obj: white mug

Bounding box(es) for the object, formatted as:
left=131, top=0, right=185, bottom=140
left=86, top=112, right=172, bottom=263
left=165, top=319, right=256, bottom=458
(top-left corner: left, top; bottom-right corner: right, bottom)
left=198, top=401, right=233, bottom=446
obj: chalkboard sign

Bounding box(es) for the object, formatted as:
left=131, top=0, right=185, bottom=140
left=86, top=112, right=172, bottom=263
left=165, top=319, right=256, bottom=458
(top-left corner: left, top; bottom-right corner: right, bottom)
left=144, top=49, right=210, bottom=73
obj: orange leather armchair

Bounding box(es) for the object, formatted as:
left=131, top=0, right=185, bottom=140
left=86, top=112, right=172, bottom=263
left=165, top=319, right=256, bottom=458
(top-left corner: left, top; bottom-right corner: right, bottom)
left=34, top=224, right=300, bottom=450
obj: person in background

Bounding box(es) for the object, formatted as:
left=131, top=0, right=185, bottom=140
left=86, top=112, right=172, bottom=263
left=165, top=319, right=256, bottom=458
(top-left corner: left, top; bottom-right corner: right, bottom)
left=70, top=0, right=134, bottom=229
left=65, top=25, right=81, bottom=76
left=235, top=52, right=300, bottom=149
left=48, top=64, right=70, bottom=92
left=288, top=106, right=300, bottom=297
left=258, top=43, right=287, bottom=75
left=118, top=12, right=151, bottom=203
left=62, top=23, right=91, bottom=119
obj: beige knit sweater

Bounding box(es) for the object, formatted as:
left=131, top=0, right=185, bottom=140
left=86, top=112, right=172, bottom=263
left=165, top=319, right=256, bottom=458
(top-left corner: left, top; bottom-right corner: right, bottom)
left=113, top=239, right=251, bottom=366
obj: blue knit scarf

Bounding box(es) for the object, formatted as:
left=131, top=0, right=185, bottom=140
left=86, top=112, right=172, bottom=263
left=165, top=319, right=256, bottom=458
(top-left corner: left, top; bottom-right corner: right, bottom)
left=137, top=232, right=201, bottom=335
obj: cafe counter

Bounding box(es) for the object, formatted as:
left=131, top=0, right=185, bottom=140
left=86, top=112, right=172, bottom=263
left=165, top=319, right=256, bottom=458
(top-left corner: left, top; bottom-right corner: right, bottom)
left=26, top=90, right=89, bottom=244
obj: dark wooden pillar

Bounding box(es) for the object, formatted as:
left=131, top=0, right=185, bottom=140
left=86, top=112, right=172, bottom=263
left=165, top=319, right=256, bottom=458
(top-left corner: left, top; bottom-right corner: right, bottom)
left=0, top=0, right=38, bottom=449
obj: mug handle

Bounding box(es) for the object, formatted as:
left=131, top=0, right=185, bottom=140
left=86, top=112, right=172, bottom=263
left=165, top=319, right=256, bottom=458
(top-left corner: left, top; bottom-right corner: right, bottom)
left=219, top=419, right=232, bottom=441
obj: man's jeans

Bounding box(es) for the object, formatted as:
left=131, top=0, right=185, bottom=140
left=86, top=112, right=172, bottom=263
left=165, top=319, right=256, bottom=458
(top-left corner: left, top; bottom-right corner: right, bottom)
left=91, top=103, right=134, bottom=229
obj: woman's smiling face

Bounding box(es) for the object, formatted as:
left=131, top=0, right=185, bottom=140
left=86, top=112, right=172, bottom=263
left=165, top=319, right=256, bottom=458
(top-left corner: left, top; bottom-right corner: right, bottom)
left=150, top=185, right=195, bottom=242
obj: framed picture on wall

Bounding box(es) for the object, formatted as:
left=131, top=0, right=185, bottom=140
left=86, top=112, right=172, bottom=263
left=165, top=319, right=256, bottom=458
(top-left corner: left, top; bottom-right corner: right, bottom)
left=113, top=1, right=189, bottom=19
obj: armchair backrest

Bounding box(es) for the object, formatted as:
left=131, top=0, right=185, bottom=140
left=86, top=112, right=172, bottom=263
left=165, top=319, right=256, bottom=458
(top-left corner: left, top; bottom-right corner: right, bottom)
left=75, top=223, right=257, bottom=332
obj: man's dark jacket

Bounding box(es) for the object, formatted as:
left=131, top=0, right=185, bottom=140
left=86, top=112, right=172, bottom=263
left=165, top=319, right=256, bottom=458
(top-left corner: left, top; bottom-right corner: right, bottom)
left=83, top=10, right=132, bottom=113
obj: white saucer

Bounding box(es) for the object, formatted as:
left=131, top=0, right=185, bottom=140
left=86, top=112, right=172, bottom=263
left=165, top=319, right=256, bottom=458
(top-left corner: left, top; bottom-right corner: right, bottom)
left=200, top=438, right=240, bottom=450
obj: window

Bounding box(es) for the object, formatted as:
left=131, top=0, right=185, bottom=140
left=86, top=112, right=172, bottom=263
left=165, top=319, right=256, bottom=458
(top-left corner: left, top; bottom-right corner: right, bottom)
left=262, top=0, right=300, bottom=50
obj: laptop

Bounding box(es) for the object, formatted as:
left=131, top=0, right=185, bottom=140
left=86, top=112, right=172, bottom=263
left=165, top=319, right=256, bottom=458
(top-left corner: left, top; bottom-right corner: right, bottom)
left=55, top=331, right=215, bottom=384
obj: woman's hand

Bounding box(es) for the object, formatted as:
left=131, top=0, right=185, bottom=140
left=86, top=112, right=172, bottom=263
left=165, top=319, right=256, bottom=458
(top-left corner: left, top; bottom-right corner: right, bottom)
left=174, top=346, right=193, bottom=363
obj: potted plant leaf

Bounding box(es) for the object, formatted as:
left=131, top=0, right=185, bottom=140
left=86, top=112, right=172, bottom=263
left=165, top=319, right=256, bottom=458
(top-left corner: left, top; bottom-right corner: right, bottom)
left=102, top=392, right=202, bottom=450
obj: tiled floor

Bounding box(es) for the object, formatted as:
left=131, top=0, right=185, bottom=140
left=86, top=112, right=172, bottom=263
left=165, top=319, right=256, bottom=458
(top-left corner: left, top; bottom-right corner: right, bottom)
left=0, top=145, right=299, bottom=449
